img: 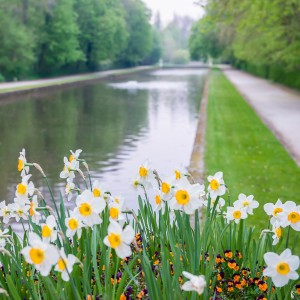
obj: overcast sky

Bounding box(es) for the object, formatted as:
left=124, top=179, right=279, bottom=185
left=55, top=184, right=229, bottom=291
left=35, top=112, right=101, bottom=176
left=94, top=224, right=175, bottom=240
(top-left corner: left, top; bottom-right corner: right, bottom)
left=143, top=0, right=204, bottom=24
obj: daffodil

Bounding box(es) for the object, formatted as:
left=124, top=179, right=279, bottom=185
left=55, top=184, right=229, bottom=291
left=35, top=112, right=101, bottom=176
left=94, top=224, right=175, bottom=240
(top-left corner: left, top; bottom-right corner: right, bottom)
left=9, top=201, right=29, bottom=222
left=21, top=232, right=59, bottom=276
left=69, top=149, right=82, bottom=162
left=65, top=210, right=84, bottom=239
left=263, top=248, right=299, bottom=287
left=154, top=191, right=166, bottom=212
left=74, top=190, right=106, bottom=227
left=279, top=201, right=300, bottom=231
left=136, top=161, right=154, bottom=189
left=108, top=196, right=125, bottom=222
left=60, top=157, right=78, bottom=180
left=104, top=220, right=134, bottom=259
left=234, top=193, right=259, bottom=214
left=28, top=195, right=41, bottom=225
left=159, top=176, right=174, bottom=201
left=271, top=224, right=282, bottom=245
left=41, top=215, right=57, bottom=243
left=207, top=172, right=226, bottom=199
left=18, top=148, right=29, bottom=175
left=55, top=248, right=79, bottom=281
left=15, top=174, right=35, bottom=200
left=169, top=177, right=205, bottom=214
left=65, top=179, right=76, bottom=202
left=264, top=199, right=284, bottom=225
left=92, top=180, right=106, bottom=199
left=181, top=271, right=206, bottom=295
left=225, top=204, right=248, bottom=224
left=0, top=201, right=11, bottom=224
left=173, top=167, right=187, bottom=181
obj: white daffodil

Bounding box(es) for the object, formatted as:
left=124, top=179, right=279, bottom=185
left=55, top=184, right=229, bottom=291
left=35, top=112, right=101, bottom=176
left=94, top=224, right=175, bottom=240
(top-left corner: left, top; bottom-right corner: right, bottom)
left=21, top=232, right=59, bottom=276
left=154, top=191, right=166, bottom=213
left=65, top=210, right=84, bottom=239
left=65, top=179, right=76, bottom=202
left=173, top=167, right=187, bottom=181
left=15, top=174, right=34, bottom=200
left=74, top=190, right=106, bottom=227
left=234, top=194, right=259, bottom=215
left=108, top=197, right=125, bottom=222
left=225, top=204, right=248, bottom=224
left=263, top=248, right=299, bottom=287
left=41, top=215, right=57, bottom=243
left=0, top=201, right=11, bottom=224
left=60, top=157, right=78, bottom=180
left=159, top=176, right=174, bottom=201
left=104, top=220, right=134, bottom=259
left=18, top=148, right=29, bottom=176
left=264, top=199, right=285, bottom=225
left=9, top=201, right=29, bottom=222
left=271, top=224, right=282, bottom=246
left=203, top=194, right=225, bottom=212
left=207, top=172, right=226, bottom=199
left=136, top=161, right=154, bottom=189
left=279, top=201, right=300, bottom=231
left=69, top=149, right=82, bottom=163
left=131, top=177, right=141, bottom=190
left=28, top=195, right=41, bottom=225
left=55, top=248, right=79, bottom=281
left=181, top=271, right=206, bottom=295
left=92, top=180, right=106, bottom=199
left=169, top=177, right=205, bottom=215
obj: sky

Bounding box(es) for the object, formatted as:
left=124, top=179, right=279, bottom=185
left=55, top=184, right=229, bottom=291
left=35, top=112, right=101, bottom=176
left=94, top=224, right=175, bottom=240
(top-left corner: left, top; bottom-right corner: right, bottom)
left=143, top=0, right=204, bottom=25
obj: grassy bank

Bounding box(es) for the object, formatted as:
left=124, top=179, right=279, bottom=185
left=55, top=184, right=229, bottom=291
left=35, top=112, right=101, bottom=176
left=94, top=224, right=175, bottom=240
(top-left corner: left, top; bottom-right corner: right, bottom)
left=205, top=69, right=300, bottom=230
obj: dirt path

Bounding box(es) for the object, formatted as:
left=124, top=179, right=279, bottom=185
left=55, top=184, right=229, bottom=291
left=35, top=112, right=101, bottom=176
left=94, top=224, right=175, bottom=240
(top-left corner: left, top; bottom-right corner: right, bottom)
left=223, top=68, right=300, bottom=166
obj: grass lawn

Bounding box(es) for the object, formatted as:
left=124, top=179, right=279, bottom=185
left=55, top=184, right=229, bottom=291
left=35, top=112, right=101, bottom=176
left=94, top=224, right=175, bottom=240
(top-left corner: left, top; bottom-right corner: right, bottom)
left=205, top=69, right=300, bottom=233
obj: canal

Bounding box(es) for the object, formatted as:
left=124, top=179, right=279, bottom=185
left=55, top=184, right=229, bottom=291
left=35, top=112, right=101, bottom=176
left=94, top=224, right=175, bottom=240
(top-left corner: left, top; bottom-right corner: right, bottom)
left=0, top=68, right=208, bottom=211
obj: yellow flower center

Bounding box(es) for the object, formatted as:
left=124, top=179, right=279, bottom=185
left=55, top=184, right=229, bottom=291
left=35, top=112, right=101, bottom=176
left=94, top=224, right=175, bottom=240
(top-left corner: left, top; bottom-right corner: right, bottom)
left=243, top=201, right=249, bottom=207
left=276, top=262, right=290, bottom=275
left=175, top=190, right=190, bottom=205
left=273, top=207, right=283, bottom=216
left=161, top=182, right=170, bottom=194
left=108, top=233, right=121, bottom=248
left=275, top=227, right=282, bottom=238
left=79, top=203, right=92, bottom=216
left=210, top=179, right=219, bottom=191
left=17, top=208, right=24, bottom=216
left=29, top=202, right=34, bottom=216
left=93, top=188, right=101, bottom=197
left=58, top=258, right=67, bottom=271
left=68, top=218, right=78, bottom=230
left=69, top=154, right=74, bottom=162
left=175, top=170, right=181, bottom=180
left=29, top=248, right=45, bottom=265
left=155, top=195, right=162, bottom=205
left=133, top=180, right=139, bottom=187
left=115, top=198, right=119, bottom=204
left=233, top=210, right=241, bottom=219
left=42, top=225, right=52, bottom=238
left=288, top=211, right=300, bottom=223
left=17, top=183, right=27, bottom=195
left=139, top=166, right=148, bottom=177
left=18, top=159, right=24, bottom=171
left=110, top=207, right=119, bottom=219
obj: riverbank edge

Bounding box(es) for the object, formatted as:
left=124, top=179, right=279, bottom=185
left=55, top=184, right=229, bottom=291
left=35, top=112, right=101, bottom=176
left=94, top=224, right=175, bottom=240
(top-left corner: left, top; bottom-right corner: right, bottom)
left=189, top=71, right=210, bottom=183
left=0, top=66, right=157, bottom=101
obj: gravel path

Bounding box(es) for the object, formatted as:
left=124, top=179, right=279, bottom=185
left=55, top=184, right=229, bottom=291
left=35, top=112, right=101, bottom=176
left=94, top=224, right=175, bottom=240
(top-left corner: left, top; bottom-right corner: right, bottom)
left=223, top=68, right=300, bottom=166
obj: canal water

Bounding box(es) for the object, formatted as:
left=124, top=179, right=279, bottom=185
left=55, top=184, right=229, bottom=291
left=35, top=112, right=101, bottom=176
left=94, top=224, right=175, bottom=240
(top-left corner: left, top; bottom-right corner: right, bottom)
left=0, top=68, right=207, bottom=212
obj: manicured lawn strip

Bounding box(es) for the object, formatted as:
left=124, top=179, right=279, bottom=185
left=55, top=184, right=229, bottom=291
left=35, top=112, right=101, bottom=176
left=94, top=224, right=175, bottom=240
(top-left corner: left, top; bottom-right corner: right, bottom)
left=205, top=69, right=300, bottom=230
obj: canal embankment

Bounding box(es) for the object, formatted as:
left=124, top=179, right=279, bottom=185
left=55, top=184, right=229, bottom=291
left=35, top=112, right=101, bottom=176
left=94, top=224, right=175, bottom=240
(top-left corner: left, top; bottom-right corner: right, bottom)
left=0, top=66, right=157, bottom=102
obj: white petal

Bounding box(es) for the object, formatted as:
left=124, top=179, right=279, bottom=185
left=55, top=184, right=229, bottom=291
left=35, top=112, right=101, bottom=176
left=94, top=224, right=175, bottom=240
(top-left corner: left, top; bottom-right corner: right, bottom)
left=115, top=243, right=131, bottom=259
left=121, top=225, right=134, bottom=244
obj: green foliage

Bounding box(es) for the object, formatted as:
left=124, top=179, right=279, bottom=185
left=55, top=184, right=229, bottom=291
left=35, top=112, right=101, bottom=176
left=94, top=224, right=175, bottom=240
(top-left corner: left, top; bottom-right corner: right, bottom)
left=117, top=0, right=153, bottom=66
left=172, top=49, right=190, bottom=65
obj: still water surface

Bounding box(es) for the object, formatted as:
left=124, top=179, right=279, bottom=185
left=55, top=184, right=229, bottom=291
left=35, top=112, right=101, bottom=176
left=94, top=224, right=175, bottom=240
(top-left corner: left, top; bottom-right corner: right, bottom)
left=0, top=68, right=207, bottom=211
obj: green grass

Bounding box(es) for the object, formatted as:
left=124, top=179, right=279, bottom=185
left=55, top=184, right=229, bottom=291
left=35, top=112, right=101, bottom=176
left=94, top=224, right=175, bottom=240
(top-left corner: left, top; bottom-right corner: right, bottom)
left=205, top=69, right=300, bottom=230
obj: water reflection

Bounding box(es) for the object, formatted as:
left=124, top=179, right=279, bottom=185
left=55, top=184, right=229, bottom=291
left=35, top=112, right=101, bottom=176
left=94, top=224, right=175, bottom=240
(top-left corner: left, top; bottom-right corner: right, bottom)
left=0, top=68, right=207, bottom=213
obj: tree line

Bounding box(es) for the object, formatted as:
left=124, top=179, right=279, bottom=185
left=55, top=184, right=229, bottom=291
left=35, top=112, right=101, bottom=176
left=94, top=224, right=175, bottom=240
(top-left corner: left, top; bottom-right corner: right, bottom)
left=0, top=0, right=161, bottom=81
left=189, top=0, right=300, bottom=89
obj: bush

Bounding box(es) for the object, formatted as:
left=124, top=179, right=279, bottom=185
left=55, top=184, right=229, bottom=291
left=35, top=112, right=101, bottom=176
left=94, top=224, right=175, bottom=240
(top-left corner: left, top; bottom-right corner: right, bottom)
left=172, top=49, right=190, bottom=65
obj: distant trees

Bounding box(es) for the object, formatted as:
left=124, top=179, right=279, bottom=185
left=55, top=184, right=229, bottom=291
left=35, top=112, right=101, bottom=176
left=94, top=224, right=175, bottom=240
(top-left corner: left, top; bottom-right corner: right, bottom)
left=0, top=0, right=160, bottom=81
left=189, top=0, right=300, bottom=89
